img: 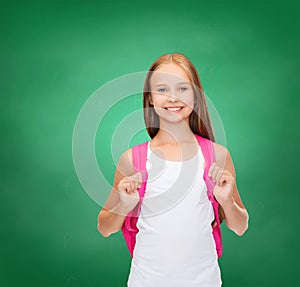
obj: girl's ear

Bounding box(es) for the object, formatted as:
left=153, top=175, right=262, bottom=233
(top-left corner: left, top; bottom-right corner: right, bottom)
left=149, top=94, right=153, bottom=105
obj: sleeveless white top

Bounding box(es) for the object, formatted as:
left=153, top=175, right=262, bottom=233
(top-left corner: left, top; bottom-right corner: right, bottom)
left=127, top=143, right=222, bottom=287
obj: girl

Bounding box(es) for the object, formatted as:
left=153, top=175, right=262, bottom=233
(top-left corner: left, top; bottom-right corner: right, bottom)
left=98, top=53, right=249, bottom=286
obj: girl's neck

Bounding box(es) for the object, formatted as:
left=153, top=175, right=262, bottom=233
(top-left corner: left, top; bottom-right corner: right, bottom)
left=153, top=120, right=196, bottom=145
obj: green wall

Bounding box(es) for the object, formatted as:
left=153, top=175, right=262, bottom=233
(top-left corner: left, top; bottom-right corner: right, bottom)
left=1, top=0, right=299, bottom=286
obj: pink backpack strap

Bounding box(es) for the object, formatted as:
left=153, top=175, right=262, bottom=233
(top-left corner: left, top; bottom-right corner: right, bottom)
left=194, top=134, right=223, bottom=258
left=121, top=141, right=148, bottom=258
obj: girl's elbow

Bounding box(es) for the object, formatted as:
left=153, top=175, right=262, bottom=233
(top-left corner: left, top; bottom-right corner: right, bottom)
left=97, top=211, right=111, bottom=238
left=97, top=221, right=111, bottom=238
left=235, top=210, right=249, bottom=236
left=240, top=211, right=249, bottom=235
left=235, top=225, right=248, bottom=236
left=227, top=220, right=249, bottom=236
left=235, top=220, right=249, bottom=236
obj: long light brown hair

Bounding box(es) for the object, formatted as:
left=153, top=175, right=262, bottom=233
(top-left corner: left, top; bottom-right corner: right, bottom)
left=143, top=52, right=215, bottom=142
left=143, top=52, right=225, bottom=224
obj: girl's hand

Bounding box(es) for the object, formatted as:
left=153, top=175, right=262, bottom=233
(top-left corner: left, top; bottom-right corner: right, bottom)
left=208, top=162, right=235, bottom=208
left=118, top=172, right=142, bottom=212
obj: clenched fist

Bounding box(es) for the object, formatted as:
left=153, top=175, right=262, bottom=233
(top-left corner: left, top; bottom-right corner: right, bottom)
left=118, top=172, right=143, bottom=212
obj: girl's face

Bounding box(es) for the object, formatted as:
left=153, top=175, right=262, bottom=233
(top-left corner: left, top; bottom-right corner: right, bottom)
left=149, top=63, right=194, bottom=125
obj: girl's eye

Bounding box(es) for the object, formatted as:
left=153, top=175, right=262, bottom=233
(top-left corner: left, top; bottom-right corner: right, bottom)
left=158, top=88, right=167, bottom=93
left=179, top=87, right=188, bottom=92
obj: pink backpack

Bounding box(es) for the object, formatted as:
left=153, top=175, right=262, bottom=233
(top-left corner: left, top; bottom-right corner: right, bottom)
left=121, top=133, right=222, bottom=258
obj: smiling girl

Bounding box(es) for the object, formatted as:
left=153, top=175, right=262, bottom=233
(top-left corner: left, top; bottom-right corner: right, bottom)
left=98, top=53, right=249, bottom=286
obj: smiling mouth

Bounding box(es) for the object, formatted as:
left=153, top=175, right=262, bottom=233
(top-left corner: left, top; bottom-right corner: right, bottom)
left=164, top=106, right=184, bottom=112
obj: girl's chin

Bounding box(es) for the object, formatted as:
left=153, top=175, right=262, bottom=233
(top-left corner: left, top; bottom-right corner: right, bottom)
left=159, top=114, right=190, bottom=124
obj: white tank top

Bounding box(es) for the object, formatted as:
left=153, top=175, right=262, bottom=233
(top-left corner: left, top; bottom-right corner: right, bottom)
left=127, top=143, right=222, bottom=287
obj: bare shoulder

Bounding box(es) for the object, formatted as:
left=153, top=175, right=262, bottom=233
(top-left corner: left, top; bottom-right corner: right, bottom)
left=212, top=142, right=236, bottom=178
left=117, top=147, right=135, bottom=177
left=212, top=141, right=247, bottom=210
left=101, top=148, right=134, bottom=212
left=212, top=142, right=228, bottom=163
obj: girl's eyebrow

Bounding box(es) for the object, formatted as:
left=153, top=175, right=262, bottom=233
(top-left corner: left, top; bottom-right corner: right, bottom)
left=154, top=81, right=191, bottom=87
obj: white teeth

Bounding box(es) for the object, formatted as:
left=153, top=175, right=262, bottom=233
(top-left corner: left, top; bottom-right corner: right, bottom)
left=166, top=107, right=182, bottom=111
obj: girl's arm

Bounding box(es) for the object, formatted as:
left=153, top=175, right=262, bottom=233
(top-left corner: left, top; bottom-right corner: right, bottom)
left=97, top=149, right=136, bottom=237
left=211, top=144, right=249, bottom=236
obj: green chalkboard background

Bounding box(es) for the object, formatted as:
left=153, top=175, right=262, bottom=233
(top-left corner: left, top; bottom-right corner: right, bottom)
left=1, top=0, right=299, bottom=286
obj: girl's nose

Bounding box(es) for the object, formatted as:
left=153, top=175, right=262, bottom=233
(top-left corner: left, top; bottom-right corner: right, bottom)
left=167, top=94, right=179, bottom=102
